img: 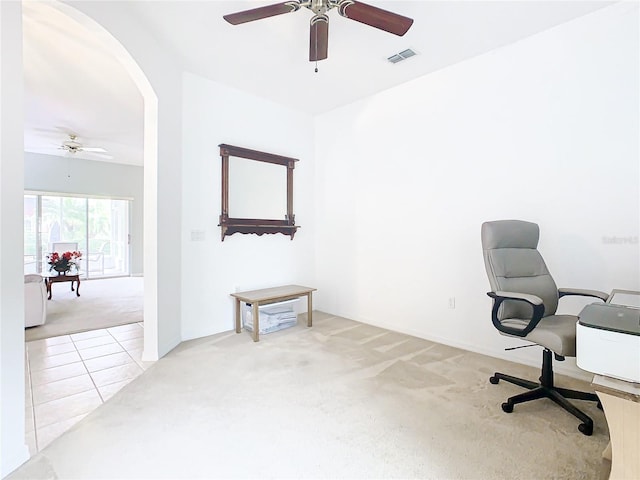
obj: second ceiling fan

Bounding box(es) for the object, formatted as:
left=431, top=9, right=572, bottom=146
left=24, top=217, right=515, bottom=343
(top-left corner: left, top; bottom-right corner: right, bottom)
left=223, top=0, right=413, bottom=62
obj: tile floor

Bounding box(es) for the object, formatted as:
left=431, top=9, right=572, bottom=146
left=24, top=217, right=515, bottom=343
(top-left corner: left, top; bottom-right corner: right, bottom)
left=25, top=322, right=151, bottom=454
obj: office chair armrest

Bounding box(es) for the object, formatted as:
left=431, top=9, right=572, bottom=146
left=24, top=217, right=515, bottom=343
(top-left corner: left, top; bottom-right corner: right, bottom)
left=493, top=291, right=543, bottom=305
left=558, top=288, right=609, bottom=302
left=487, top=291, right=545, bottom=337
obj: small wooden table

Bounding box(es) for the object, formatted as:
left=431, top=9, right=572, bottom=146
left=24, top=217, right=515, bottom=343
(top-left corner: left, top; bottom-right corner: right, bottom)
left=43, top=270, right=81, bottom=300
left=231, top=285, right=316, bottom=342
left=592, top=375, right=640, bottom=480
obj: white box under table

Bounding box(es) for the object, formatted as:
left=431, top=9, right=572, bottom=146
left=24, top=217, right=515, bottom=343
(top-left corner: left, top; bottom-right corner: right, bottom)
left=243, top=298, right=299, bottom=335
left=230, top=285, right=316, bottom=342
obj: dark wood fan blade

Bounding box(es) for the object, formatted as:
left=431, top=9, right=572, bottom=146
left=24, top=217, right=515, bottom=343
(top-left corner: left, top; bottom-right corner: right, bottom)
left=223, top=1, right=301, bottom=25
left=337, top=0, right=413, bottom=36
left=309, top=15, right=328, bottom=61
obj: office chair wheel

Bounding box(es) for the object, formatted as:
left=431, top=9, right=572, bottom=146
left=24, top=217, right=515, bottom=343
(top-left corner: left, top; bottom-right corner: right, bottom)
left=489, top=376, right=500, bottom=384
left=501, top=402, right=514, bottom=413
left=578, top=423, right=593, bottom=436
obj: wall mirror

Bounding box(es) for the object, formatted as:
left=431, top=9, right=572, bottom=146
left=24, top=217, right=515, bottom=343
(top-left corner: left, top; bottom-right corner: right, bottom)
left=219, top=144, right=299, bottom=241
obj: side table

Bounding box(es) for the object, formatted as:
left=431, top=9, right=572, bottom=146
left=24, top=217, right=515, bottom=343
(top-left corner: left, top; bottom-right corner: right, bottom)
left=231, top=285, right=316, bottom=342
left=43, top=271, right=81, bottom=300
left=592, top=375, right=640, bottom=480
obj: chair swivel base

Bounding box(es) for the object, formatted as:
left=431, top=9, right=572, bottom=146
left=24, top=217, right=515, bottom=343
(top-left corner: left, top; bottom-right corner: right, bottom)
left=489, top=349, right=599, bottom=436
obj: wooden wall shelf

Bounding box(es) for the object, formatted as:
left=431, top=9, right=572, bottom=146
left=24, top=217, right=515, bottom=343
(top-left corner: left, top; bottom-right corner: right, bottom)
left=218, top=144, right=299, bottom=241
left=219, top=219, right=299, bottom=240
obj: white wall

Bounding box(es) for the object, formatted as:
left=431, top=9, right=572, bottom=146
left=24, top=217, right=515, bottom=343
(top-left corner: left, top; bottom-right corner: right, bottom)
left=0, top=1, right=29, bottom=476
left=314, top=3, right=639, bottom=377
left=180, top=73, right=315, bottom=340
left=66, top=0, right=183, bottom=359
left=24, top=152, right=144, bottom=275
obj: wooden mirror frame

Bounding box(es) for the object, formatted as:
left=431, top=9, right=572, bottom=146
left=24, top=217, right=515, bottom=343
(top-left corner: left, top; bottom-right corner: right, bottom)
left=219, top=144, right=299, bottom=241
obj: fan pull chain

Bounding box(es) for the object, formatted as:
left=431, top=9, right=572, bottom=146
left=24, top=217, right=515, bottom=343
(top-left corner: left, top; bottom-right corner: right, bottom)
left=314, top=23, right=318, bottom=73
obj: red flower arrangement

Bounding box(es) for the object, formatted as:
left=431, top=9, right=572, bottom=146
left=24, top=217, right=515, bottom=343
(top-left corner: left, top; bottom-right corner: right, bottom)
left=47, top=251, right=82, bottom=273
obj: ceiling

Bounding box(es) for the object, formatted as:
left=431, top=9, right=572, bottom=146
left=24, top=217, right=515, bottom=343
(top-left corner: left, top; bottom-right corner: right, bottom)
left=22, top=1, right=612, bottom=167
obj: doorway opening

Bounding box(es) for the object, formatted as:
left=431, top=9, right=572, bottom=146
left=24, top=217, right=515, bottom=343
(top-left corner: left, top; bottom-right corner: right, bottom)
left=24, top=193, right=131, bottom=278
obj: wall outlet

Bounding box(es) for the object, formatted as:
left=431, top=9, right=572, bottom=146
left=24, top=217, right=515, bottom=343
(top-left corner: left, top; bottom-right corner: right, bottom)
left=448, top=297, right=456, bottom=309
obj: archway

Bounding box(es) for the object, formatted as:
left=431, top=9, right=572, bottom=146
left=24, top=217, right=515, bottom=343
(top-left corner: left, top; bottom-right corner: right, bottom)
left=47, top=0, right=159, bottom=360
left=2, top=1, right=176, bottom=472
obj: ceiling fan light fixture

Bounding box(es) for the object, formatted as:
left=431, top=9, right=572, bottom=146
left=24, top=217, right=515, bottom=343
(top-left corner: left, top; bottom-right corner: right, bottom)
left=63, top=134, right=82, bottom=150
left=223, top=1, right=414, bottom=62
left=59, top=133, right=108, bottom=156
left=387, top=48, right=417, bottom=64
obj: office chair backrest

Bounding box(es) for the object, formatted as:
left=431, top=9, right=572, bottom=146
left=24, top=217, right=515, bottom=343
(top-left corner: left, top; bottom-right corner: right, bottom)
left=482, top=220, right=559, bottom=320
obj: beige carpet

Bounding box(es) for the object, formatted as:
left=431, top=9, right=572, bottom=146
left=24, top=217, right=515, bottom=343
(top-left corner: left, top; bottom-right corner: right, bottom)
left=11, top=312, right=610, bottom=479
left=25, top=277, right=143, bottom=342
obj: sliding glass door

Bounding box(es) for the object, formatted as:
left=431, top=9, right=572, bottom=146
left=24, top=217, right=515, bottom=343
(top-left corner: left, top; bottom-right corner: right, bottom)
left=42, top=195, right=87, bottom=271
left=24, top=193, right=130, bottom=278
left=24, top=195, right=38, bottom=274
left=87, top=198, right=129, bottom=276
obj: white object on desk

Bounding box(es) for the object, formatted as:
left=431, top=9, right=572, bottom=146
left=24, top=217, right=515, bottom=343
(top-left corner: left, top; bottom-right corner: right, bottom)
left=576, top=290, right=640, bottom=480
left=577, top=322, right=640, bottom=383
left=608, top=289, right=640, bottom=309
left=576, top=290, right=640, bottom=383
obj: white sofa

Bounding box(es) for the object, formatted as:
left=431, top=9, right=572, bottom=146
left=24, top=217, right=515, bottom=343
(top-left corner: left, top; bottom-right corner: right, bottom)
left=25, top=274, right=47, bottom=327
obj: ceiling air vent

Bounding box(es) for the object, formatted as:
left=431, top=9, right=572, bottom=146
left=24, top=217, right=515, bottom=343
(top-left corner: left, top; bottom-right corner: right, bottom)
left=387, top=48, right=417, bottom=64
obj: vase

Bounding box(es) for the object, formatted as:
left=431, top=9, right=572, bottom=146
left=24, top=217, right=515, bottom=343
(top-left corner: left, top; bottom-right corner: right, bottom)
left=53, top=265, right=70, bottom=275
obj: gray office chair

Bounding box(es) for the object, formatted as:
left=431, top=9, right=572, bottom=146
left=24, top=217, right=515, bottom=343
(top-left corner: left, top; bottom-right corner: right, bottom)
left=481, top=220, right=608, bottom=435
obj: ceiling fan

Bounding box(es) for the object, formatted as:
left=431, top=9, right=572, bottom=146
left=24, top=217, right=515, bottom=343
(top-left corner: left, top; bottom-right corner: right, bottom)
left=59, top=134, right=108, bottom=155
left=223, top=0, right=413, bottom=62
